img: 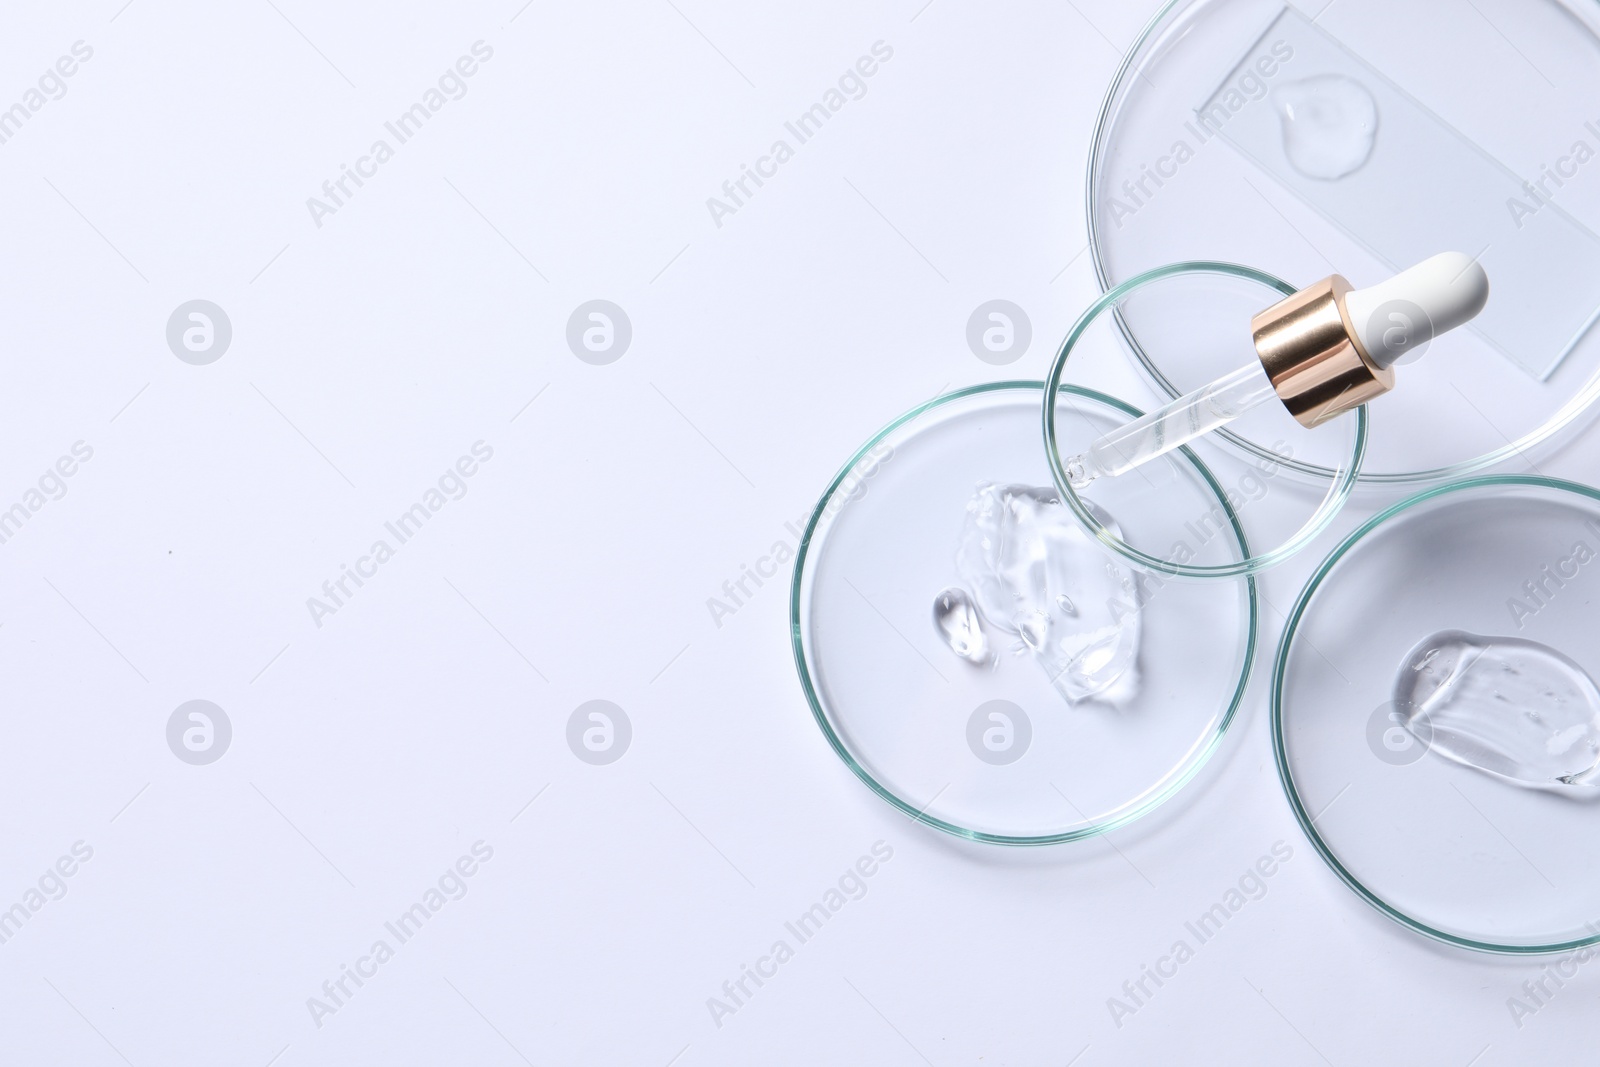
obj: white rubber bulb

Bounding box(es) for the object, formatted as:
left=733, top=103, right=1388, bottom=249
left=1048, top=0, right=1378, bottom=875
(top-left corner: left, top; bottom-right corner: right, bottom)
left=1342, top=251, right=1490, bottom=369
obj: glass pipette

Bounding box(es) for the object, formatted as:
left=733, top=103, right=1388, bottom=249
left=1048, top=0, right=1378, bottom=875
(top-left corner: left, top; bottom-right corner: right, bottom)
left=1062, top=252, right=1491, bottom=488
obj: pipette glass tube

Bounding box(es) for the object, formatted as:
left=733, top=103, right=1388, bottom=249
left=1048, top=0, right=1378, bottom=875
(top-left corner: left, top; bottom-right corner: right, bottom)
left=1064, top=362, right=1277, bottom=488
left=1061, top=252, right=1491, bottom=489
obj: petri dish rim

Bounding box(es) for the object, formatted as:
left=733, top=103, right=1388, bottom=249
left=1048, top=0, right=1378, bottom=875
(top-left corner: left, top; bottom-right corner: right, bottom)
left=790, top=380, right=1260, bottom=846
left=1043, top=261, right=1370, bottom=579
left=1084, top=0, right=1600, bottom=486
left=1270, top=473, right=1600, bottom=954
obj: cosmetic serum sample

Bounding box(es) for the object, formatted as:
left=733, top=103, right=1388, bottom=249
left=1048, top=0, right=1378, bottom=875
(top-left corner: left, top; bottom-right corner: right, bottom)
left=1273, top=75, right=1378, bottom=181
left=1205, top=5, right=1600, bottom=379
left=1394, top=630, right=1600, bottom=788
left=942, top=483, right=1140, bottom=704
left=933, top=587, right=990, bottom=666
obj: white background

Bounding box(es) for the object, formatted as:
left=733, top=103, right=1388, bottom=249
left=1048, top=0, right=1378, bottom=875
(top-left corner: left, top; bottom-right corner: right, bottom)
left=1, top=1, right=1598, bottom=1064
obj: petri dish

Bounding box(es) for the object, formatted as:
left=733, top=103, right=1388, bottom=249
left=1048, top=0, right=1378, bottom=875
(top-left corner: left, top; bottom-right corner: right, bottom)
left=792, top=382, right=1256, bottom=844
left=1275, top=476, right=1600, bottom=951
left=1044, top=262, right=1367, bottom=578
left=1088, top=0, right=1600, bottom=483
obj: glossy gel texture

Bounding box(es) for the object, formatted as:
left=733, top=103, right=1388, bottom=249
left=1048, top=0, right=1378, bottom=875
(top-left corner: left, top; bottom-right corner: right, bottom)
left=933, top=587, right=990, bottom=665
left=949, top=483, right=1140, bottom=704
left=1273, top=75, right=1378, bottom=181
left=1395, top=630, right=1600, bottom=788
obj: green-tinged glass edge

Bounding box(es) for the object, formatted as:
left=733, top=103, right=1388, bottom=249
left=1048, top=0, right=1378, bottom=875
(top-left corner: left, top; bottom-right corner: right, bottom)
left=1044, top=261, right=1369, bottom=579
left=1085, top=0, right=1600, bottom=485
left=791, top=381, right=1259, bottom=845
left=1272, top=473, right=1600, bottom=953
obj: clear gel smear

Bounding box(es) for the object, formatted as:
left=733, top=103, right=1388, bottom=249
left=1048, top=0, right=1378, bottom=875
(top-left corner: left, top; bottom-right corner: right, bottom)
left=1394, top=630, right=1600, bottom=789
left=1273, top=74, right=1378, bottom=181
left=933, top=483, right=1140, bottom=705
left=933, top=587, right=990, bottom=666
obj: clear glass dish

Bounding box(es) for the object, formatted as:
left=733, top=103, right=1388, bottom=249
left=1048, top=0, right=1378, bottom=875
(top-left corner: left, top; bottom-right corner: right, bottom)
left=1274, top=476, right=1600, bottom=951
left=791, top=382, right=1256, bottom=844
left=1044, top=262, right=1367, bottom=578
left=1088, top=0, right=1600, bottom=484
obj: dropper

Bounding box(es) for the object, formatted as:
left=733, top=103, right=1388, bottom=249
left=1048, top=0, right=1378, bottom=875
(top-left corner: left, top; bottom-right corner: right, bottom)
left=1062, top=252, right=1491, bottom=487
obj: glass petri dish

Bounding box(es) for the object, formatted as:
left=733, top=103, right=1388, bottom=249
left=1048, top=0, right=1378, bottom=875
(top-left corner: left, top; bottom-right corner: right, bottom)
left=792, top=382, right=1256, bottom=844
left=1044, top=262, right=1367, bottom=579
left=1088, top=0, right=1600, bottom=484
left=1275, top=476, right=1600, bottom=952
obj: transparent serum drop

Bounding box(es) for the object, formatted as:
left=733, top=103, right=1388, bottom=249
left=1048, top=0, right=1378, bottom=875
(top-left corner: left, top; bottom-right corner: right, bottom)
left=933, top=587, right=990, bottom=665
left=1273, top=75, right=1378, bottom=181
left=947, top=483, right=1140, bottom=704
left=1394, top=630, right=1600, bottom=788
